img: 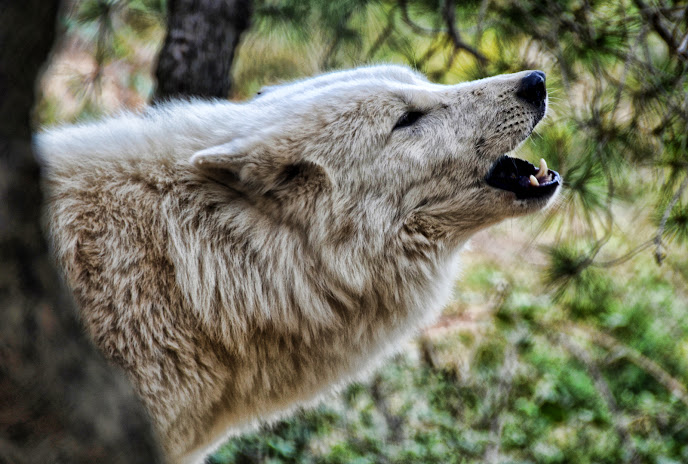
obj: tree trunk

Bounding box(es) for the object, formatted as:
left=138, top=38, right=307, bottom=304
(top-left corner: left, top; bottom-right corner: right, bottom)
left=154, top=0, right=253, bottom=101
left=0, top=2, right=164, bottom=463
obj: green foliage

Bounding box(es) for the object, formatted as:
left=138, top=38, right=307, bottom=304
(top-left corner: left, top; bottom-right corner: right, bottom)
left=208, top=249, right=687, bottom=463
left=661, top=200, right=688, bottom=245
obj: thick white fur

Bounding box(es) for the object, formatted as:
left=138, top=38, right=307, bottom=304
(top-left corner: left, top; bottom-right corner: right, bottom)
left=37, top=65, right=557, bottom=463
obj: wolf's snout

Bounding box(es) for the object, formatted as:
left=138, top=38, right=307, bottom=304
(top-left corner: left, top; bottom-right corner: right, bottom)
left=516, top=71, right=546, bottom=108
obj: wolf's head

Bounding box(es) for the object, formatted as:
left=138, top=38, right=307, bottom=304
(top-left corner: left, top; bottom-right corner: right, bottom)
left=191, top=65, right=560, bottom=248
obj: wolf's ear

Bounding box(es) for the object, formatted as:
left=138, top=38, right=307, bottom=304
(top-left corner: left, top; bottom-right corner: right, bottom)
left=190, top=138, right=330, bottom=196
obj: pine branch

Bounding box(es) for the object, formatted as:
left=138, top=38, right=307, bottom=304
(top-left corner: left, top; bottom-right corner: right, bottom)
left=591, top=239, right=654, bottom=267
left=365, top=6, right=398, bottom=61
left=633, top=0, right=688, bottom=61
left=474, top=0, right=489, bottom=47
left=442, top=0, right=488, bottom=65
left=321, top=9, right=354, bottom=70
left=399, top=0, right=441, bottom=36
left=415, top=36, right=444, bottom=70
left=400, top=0, right=488, bottom=66
left=654, top=172, right=688, bottom=264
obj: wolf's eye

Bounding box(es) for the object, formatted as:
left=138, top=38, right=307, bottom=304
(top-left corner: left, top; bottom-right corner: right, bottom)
left=393, top=111, right=425, bottom=131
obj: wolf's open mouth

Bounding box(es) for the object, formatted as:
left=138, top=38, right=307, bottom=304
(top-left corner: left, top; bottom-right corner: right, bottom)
left=485, top=156, right=561, bottom=199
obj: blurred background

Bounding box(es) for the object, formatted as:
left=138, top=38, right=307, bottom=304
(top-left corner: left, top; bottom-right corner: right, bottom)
left=38, top=0, right=687, bottom=462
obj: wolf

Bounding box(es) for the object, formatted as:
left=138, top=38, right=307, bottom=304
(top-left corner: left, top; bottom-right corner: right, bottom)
left=37, top=64, right=560, bottom=463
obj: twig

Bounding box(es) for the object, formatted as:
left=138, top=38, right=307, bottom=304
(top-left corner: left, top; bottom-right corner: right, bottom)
left=679, top=32, right=688, bottom=56
left=370, top=375, right=404, bottom=444
left=552, top=332, right=640, bottom=464
left=399, top=0, right=441, bottom=36
left=321, top=10, right=354, bottom=70
left=415, top=36, right=443, bottom=70
left=591, top=239, right=654, bottom=267
left=418, top=334, right=442, bottom=369
left=569, top=323, right=688, bottom=409
left=442, top=0, right=488, bottom=64
left=633, top=0, right=688, bottom=61
left=474, top=0, right=489, bottom=48
left=399, top=0, right=488, bottom=66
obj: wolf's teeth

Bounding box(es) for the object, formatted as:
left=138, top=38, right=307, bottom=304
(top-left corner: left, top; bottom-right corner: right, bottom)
left=529, top=175, right=539, bottom=186
left=536, top=158, right=548, bottom=178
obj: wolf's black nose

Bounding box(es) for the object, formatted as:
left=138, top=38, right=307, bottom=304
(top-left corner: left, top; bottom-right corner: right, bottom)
left=517, top=71, right=546, bottom=107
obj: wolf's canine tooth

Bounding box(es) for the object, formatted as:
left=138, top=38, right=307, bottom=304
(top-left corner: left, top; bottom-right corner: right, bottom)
left=536, top=158, right=548, bottom=178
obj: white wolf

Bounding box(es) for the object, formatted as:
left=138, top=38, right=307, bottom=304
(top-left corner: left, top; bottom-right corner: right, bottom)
left=37, top=64, right=560, bottom=463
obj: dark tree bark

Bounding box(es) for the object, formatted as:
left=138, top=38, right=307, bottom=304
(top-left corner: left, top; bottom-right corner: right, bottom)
left=154, top=0, right=253, bottom=100
left=0, top=2, right=164, bottom=463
